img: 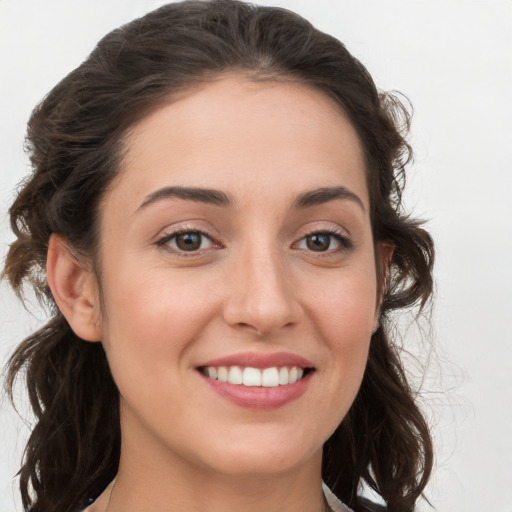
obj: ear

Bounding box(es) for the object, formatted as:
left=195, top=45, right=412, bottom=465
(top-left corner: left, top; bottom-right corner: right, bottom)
left=46, top=233, right=103, bottom=342
left=373, top=241, right=395, bottom=331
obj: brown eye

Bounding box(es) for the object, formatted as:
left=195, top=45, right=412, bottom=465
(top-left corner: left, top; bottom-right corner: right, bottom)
left=295, top=231, right=352, bottom=254
left=159, top=231, right=215, bottom=252
left=175, top=232, right=203, bottom=251
left=305, top=233, right=332, bottom=252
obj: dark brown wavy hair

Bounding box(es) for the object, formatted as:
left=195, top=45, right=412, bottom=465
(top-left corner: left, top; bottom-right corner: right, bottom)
left=3, top=1, right=434, bottom=511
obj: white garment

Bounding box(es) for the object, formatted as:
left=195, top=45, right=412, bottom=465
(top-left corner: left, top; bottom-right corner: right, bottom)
left=322, top=482, right=354, bottom=512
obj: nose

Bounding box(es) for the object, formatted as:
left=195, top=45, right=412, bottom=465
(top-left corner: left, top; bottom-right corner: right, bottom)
left=222, top=246, right=303, bottom=336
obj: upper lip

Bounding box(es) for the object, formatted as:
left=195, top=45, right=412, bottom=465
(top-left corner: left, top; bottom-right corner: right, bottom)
left=197, top=352, right=315, bottom=369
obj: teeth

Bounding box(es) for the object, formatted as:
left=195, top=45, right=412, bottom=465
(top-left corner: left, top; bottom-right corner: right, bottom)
left=217, top=367, right=228, bottom=382
left=228, top=366, right=243, bottom=385
left=262, top=367, right=279, bottom=387
left=202, top=365, right=307, bottom=387
left=243, top=367, right=261, bottom=386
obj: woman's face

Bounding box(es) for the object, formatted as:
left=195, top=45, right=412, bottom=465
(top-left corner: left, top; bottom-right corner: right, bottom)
left=95, top=75, right=384, bottom=478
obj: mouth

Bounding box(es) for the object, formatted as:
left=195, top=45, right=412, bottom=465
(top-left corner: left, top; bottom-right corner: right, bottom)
left=196, top=352, right=315, bottom=408
left=198, top=365, right=314, bottom=387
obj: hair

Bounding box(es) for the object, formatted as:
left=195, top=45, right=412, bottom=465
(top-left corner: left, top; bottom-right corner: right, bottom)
left=3, top=1, right=434, bottom=511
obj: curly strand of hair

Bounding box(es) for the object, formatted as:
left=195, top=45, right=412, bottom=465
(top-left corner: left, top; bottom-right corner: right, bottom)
left=5, top=315, right=120, bottom=512
left=323, top=327, right=433, bottom=512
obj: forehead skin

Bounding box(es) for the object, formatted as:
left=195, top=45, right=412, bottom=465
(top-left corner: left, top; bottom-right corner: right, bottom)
left=110, top=74, right=369, bottom=218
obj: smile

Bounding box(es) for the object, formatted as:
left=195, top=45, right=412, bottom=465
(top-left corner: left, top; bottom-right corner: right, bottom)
left=197, top=352, right=315, bottom=408
left=199, top=366, right=309, bottom=387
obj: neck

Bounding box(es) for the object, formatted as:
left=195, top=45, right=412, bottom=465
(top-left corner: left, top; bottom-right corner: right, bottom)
left=102, top=455, right=327, bottom=512
left=98, top=434, right=326, bottom=512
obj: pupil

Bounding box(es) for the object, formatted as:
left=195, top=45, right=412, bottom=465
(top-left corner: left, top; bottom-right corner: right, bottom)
left=307, top=234, right=330, bottom=251
left=176, top=232, right=201, bottom=251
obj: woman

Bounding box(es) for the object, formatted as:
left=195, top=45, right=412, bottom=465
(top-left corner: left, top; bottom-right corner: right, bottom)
left=3, top=1, right=434, bottom=511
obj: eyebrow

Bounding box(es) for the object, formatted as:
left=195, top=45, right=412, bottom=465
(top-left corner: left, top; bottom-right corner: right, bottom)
left=137, top=186, right=232, bottom=211
left=295, top=186, right=365, bottom=212
left=136, top=184, right=364, bottom=213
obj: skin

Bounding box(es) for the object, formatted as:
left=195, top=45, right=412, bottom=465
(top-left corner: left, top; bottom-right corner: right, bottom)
left=48, top=75, right=391, bottom=512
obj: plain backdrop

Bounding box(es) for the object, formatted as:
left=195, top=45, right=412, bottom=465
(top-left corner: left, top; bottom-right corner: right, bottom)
left=1, top=1, right=511, bottom=511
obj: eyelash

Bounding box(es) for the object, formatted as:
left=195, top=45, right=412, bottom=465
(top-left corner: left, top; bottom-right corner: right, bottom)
left=155, top=227, right=353, bottom=256
left=156, top=227, right=219, bottom=256
left=295, top=228, right=353, bottom=254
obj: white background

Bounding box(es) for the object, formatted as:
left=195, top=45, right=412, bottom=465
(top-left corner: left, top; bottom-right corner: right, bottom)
left=1, top=1, right=511, bottom=511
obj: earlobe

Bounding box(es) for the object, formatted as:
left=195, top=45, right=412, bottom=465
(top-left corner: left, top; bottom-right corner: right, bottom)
left=46, top=234, right=102, bottom=342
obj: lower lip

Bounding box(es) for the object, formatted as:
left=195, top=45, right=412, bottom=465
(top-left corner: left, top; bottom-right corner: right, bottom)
left=200, top=372, right=312, bottom=410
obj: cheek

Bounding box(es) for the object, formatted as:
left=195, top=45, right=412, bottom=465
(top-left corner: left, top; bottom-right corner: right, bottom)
left=295, top=267, right=377, bottom=438
left=310, top=263, right=377, bottom=336
left=98, top=266, right=219, bottom=381
left=307, top=265, right=377, bottom=378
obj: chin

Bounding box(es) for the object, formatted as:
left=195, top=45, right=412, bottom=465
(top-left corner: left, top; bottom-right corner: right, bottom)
left=194, top=429, right=323, bottom=478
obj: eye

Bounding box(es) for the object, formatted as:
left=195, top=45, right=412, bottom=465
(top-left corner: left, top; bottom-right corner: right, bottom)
left=157, top=230, right=215, bottom=253
left=296, top=231, right=352, bottom=253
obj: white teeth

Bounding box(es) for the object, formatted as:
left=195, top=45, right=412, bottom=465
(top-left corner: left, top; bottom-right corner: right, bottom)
left=202, top=365, right=307, bottom=387
left=228, top=366, right=243, bottom=385
left=262, top=367, right=279, bottom=387
left=217, top=366, right=228, bottom=382
left=243, top=367, right=261, bottom=387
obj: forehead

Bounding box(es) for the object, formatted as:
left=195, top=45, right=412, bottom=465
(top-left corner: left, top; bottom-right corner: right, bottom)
left=108, top=74, right=368, bottom=213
